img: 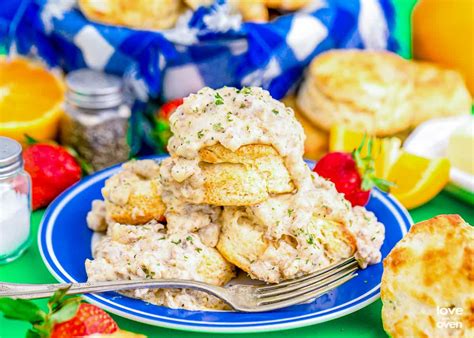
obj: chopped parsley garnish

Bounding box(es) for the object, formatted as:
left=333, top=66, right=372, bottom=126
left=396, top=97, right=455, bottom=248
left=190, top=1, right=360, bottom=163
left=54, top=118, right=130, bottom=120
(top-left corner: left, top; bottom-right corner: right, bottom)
left=186, top=236, right=193, bottom=243
left=272, top=109, right=279, bottom=115
left=214, top=93, right=224, bottom=105
left=240, top=87, right=252, bottom=95
left=306, top=235, right=315, bottom=245
left=195, top=248, right=202, bottom=253
left=213, top=123, right=224, bottom=132
left=197, top=130, right=205, bottom=139
left=171, top=239, right=182, bottom=245
left=226, top=112, right=233, bottom=121
left=287, top=209, right=294, bottom=217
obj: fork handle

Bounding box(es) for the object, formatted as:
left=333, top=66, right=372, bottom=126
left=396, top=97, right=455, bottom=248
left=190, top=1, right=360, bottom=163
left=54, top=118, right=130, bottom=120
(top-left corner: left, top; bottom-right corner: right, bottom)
left=0, top=280, right=224, bottom=300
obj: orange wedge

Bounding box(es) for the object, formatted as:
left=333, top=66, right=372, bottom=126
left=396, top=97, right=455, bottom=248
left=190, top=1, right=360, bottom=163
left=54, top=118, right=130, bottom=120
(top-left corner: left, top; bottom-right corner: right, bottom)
left=329, top=125, right=401, bottom=178
left=387, top=152, right=451, bottom=209
left=0, top=57, right=65, bottom=142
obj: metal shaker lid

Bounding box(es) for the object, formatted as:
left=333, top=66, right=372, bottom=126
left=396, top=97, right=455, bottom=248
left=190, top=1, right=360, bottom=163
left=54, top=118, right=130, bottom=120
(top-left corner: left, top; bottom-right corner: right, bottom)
left=66, top=69, right=124, bottom=109
left=0, top=137, right=23, bottom=177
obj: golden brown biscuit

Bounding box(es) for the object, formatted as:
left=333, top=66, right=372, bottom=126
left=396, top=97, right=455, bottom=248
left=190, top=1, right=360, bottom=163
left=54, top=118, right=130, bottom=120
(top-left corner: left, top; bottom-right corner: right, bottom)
left=310, top=50, right=413, bottom=109
left=264, top=0, right=312, bottom=11
left=411, top=62, right=471, bottom=126
left=78, top=0, right=182, bottom=30
left=217, top=206, right=356, bottom=283
left=230, top=0, right=269, bottom=22
left=381, top=215, right=473, bottom=338
left=199, top=143, right=295, bottom=206
left=297, top=50, right=415, bottom=136
left=185, top=0, right=269, bottom=22
left=282, top=96, right=328, bottom=159
left=102, top=160, right=166, bottom=225
left=184, top=0, right=214, bottom=10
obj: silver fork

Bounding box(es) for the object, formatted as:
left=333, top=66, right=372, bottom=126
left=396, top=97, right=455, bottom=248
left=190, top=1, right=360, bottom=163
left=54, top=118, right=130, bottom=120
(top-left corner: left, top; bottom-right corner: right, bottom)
left=0, top=256, right=358, bottom=312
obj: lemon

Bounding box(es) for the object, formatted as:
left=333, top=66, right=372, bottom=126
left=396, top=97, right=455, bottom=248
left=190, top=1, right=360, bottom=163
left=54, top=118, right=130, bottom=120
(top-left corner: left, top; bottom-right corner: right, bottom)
left=329, top=125, right=401, bottom=178
left=0, top=58, right=65, bottom=142
left=387, top=152, right=451, bottom=209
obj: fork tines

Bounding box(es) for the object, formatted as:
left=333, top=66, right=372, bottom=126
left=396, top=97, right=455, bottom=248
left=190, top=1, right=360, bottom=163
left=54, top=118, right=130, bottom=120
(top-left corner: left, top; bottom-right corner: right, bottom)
left=255, top=256, right=358, bottom=307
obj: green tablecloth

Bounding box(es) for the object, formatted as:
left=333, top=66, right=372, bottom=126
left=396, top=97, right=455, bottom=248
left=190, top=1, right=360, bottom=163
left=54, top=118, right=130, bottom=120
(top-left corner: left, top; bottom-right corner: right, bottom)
left=1, top=191, right=472, bottom=337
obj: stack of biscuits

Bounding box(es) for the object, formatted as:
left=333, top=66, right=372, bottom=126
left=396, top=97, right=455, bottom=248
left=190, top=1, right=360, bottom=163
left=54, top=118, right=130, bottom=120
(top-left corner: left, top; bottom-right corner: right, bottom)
left=296, top=49, right=472, bottom=138
left=85, top=87, right=385, bottom=310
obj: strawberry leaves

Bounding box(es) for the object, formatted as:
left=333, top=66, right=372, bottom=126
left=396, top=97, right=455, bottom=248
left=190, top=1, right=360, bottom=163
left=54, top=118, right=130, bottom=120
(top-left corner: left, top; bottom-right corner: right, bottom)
left=352, top=135, right=394, bottom=193
left=0, top=286, right=81, bottom=338
left=0, top=298, right=45, bottom=323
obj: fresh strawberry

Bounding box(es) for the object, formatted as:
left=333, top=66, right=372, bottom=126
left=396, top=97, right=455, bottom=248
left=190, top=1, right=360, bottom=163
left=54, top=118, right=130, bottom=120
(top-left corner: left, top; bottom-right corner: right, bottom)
left=159, top=98, right=183, bottom=120
left=51, top=303, right=118, bottom=338
left=153, top=98, right=184, bottom=153
left=0, top=287, right=119, bottom=338
left=313, top=137, right=393, bottom=206
left=23, top=143, right=82, bottom=209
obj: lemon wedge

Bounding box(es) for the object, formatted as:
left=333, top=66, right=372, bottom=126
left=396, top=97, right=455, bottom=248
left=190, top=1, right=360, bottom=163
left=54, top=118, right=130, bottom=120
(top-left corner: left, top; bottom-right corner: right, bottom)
left=387, top=152, right=451, bottom=209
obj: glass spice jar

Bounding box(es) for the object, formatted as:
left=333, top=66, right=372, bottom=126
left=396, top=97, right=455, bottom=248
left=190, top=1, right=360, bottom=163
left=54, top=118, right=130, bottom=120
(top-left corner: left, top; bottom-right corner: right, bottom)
left=60, top=69, right=131, bottom=171
left=0, top=137, right=32, bottom=264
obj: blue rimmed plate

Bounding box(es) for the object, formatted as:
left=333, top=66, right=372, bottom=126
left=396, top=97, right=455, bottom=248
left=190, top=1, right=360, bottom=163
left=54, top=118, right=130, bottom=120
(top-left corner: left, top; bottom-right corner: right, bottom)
left=38, top=155, right=412, bottom=333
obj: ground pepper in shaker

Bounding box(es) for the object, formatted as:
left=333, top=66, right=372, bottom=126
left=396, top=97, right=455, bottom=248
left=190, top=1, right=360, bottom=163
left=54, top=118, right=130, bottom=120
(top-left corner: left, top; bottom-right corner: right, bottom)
left=0, top=137, right=32, bottom=264
left=60, top=69, right=131, bottom=171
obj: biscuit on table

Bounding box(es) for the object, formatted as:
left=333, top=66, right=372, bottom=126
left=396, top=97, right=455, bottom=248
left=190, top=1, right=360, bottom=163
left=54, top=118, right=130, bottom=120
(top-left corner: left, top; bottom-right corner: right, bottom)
left=381, top=215, right=473, bottom=338
left=297, top=50, right=415, bottom=136
left=79, top=0, right=182, bottom=30
left=199, top=143, right=295, bottom=206
left=102, top=160, right=166, bottom=225
left=411, top=62, right=471, bottom=127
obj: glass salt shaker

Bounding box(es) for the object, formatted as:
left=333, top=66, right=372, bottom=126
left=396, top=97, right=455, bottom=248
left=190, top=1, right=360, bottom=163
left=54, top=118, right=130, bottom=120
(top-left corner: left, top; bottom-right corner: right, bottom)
left=60, top=69, right=131, bottom=172
left=0, top=137, right=31, bottom=264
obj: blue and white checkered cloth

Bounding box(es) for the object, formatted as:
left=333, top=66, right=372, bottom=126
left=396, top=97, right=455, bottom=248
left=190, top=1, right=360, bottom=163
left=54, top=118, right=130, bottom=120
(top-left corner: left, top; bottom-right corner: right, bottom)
left=1, top=0, right=398, bottom=100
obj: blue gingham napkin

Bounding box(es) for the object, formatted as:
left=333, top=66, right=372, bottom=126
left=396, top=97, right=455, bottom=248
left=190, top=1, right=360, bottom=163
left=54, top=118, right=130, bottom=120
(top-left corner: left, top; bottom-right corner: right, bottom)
left=1, top=0, right=398, bottom=100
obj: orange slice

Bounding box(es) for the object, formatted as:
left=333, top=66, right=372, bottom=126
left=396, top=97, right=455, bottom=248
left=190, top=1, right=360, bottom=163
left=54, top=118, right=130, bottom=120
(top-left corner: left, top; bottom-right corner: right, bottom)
left=329, top=125, right=401, bottom=178
left=387, top=152, right=451, bottom=209
left=0, top=57, right=65, bottom=142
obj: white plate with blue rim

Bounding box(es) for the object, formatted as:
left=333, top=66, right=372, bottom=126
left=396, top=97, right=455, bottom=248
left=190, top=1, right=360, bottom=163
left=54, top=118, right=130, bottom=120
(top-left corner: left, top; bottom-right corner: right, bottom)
left=38, top=155, right=412, bottom=333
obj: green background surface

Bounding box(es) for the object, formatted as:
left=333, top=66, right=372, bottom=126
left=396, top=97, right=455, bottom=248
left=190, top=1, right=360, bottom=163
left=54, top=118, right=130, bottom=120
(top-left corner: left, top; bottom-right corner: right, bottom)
left=1, top=192, right=472, bottom=338
left=6, top=0, right=462, bottom=337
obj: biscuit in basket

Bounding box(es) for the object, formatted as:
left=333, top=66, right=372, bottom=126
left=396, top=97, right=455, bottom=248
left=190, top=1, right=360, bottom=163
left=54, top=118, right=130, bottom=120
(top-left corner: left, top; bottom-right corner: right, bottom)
left=381, top=215, right=473, bottom=338
left=185, top=0, right=269, bottom=22
left=230, top=0, right=269, bottom=22
left=297, top=50, right=415, bottom=136
left=264, top=0, right=312, bottom=11
left=78, top=0, right=182, bottom=30
left=411, top=62, right=471, bottom=126
left=101, top=160, right=166, bottom=225
left=199, top=143, right=295, bottom=206
left=217, top=206, right=357, bottom=283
